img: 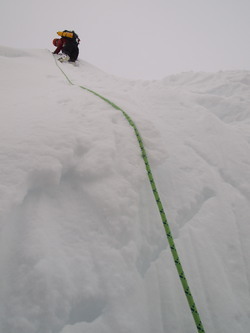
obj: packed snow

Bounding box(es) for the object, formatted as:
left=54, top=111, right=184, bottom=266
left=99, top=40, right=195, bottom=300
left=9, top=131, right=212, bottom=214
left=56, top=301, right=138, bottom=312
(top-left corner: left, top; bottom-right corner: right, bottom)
left=0, top=46, right=250, bottom=333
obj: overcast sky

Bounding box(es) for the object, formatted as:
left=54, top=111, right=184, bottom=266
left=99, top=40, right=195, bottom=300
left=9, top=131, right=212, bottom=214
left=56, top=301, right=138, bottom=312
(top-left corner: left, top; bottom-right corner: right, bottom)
left=1, top=0, right=250, bottom=79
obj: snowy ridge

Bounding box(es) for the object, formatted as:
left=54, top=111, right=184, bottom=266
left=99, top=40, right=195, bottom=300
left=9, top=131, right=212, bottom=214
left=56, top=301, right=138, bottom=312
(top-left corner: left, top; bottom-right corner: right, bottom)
left=0, top=46, right=250, bottom=333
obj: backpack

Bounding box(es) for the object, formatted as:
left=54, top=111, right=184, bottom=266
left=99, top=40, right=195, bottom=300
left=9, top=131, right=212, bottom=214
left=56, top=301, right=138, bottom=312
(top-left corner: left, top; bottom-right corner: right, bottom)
left=57, top=30, right=80, bottom=45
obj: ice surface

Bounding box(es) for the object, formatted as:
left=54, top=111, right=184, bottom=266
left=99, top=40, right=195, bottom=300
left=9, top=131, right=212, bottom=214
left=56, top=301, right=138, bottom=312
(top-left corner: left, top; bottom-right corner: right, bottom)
left=0, top=46, right=250, bottom=333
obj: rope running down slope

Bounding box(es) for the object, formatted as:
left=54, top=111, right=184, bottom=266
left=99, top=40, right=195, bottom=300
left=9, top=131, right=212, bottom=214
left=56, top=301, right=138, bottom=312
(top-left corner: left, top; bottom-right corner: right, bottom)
left=53, top=54, right=206, bottom=333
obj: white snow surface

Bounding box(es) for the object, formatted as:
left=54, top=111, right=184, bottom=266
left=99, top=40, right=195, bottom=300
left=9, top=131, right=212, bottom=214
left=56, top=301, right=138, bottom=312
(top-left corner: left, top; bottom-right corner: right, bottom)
left=0, top=46, right=250, bottom=333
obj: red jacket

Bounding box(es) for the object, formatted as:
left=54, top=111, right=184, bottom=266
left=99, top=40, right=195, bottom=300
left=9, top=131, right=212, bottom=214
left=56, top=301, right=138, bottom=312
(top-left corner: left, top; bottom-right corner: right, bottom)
left=53, top=38, right=67, bottom=54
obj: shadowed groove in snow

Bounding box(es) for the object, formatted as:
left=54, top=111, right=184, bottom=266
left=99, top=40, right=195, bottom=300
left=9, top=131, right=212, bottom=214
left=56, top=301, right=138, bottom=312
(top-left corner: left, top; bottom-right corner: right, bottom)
left=68, top=297, right=106, bottom=324
left=176, top=187, right=215, bottom=228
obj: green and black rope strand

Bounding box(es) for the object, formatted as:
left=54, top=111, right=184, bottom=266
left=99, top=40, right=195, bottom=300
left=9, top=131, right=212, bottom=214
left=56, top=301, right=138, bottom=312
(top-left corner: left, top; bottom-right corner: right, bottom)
left=53, top=54, right=205, bottom=333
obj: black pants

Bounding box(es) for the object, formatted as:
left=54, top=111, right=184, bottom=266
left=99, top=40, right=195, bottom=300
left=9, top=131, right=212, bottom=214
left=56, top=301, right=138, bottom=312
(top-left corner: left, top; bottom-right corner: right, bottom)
left=62, top=41, right=79, bottom=62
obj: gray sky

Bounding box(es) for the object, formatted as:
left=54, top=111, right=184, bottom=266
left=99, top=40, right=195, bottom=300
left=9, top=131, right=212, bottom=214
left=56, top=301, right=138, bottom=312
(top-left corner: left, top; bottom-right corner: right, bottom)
left=1, top=0, right=250, bottom=79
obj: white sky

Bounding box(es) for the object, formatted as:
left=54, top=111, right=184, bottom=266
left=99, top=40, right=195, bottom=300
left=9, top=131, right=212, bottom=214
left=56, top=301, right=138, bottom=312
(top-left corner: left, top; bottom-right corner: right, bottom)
left=1, top=0, right=250, bottom=79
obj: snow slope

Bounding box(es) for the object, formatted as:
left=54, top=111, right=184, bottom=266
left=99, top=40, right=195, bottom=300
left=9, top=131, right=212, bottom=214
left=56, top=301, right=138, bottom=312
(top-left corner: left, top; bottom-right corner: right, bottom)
left=0, top=46, right=250, bottom=333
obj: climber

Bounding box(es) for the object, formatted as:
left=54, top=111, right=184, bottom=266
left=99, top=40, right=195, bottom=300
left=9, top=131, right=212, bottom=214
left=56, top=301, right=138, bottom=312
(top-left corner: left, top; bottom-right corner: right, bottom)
left=53, top=30, right=80, bottom=62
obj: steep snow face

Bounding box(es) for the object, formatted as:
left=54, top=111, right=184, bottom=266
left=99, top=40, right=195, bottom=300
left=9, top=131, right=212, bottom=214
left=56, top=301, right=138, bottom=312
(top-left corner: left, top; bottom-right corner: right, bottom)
left=0, top=46, right=250, bottom=333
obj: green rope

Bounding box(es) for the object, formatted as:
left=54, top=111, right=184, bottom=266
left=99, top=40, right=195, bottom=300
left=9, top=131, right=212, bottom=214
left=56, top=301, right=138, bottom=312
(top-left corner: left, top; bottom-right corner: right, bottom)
left=53, top=55, right=205, bottom=333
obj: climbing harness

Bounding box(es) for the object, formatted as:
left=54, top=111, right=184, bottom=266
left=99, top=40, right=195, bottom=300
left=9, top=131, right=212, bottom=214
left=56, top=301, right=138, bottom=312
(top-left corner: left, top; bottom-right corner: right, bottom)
left=53, top=54, right=206, bottom=333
